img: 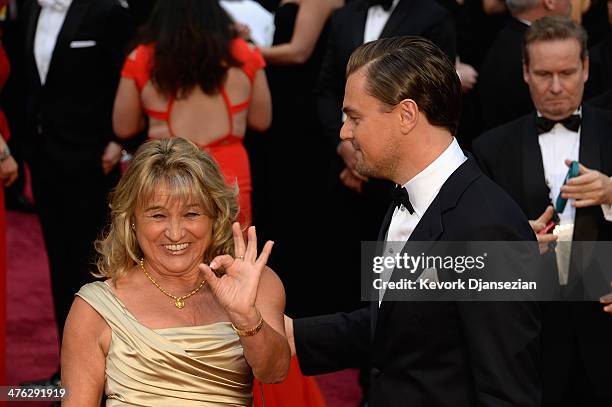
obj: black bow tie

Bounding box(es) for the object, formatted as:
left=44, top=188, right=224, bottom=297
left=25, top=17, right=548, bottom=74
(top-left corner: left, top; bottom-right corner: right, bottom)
left=391, top=185, right=414, bottom=214
left=535, top=114, right=581, bottom=134
left=368, top=0, right=393, bottom=11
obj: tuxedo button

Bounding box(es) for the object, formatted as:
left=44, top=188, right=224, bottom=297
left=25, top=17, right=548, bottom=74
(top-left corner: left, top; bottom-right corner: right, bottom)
left=370, top=367, right=382, bottom=377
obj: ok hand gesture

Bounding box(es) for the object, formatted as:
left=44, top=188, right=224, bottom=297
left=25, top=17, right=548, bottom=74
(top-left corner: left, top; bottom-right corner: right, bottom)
left=199, top=223, right=273, bottom=322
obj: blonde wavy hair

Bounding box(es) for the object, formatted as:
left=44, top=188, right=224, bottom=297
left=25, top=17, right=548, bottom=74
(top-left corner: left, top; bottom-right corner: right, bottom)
left=94, top=138, right=238, bottom=280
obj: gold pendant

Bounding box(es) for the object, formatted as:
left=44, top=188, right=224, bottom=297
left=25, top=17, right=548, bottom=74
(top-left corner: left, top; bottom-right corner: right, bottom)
left=175, top=298, right=185, bottom=309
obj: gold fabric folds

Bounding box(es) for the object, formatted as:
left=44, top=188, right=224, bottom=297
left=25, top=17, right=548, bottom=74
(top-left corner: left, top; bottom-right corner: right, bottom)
left=76, top=282, right=253, bottom=406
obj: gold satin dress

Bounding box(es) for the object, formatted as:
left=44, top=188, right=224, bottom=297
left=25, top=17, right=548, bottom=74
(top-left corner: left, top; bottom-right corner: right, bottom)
left=76, top=282, right=253, bottom=406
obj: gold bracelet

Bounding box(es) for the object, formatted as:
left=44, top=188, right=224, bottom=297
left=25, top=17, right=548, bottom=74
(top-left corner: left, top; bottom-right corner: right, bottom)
left=232, top=316, right=264, bottom=337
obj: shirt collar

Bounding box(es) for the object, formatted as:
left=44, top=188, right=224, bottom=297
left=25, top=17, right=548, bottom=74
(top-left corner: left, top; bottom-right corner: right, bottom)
left=38, top=0, right=72, bottom=12
left=401, top=138, right=466, bottom=217
left=368, top=0, right=400, bottom=13
left=517, top=18, right=532, bottom=26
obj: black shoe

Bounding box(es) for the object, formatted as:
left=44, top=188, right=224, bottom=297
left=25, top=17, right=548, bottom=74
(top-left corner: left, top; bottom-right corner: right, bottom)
left=5, top=193, right=36, bottom=213
left=20, top=370, right=60, bottom=388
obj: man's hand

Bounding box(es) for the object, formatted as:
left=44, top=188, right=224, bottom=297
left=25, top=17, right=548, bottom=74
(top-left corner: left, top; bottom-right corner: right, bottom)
left=0, top=154, right=18, bottom=187
left=600, top=286, right=612, bottom=315
left=529, top=205, right=558, bottom=254
left=340, top=167, right=366, bottom=193
left=284, top=315, right=296, bottom=356
left=337, top=141, right=367, bottom=192
left=102, top=141, right=123, bottom=175
left=337, top=140, right=358, bottom=169
left=234, top=23, right=251, bottom=41
left=560, top=159, right=612, bottom=208
left=456, top=58, right=478, bottom=93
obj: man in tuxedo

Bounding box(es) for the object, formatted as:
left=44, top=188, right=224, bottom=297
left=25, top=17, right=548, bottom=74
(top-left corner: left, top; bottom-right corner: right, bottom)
left=473, top=16, right=612, bottom=406
left=478, top=0, right=571, bottom=132
left=20, top=0, right=132, bottom=384
left=285, top=37, right=541, bottom=407
left=317, top=0, right=457, bottom=318
left=319, top=0, right=456, bottom=193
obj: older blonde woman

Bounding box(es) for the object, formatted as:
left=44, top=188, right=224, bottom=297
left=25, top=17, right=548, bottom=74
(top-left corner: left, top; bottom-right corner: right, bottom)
left=61, top=138, right=289, bottom=406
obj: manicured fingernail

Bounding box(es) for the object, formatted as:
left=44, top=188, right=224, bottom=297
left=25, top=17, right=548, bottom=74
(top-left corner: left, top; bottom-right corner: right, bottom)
left=210, top=261, right=217, bottom=269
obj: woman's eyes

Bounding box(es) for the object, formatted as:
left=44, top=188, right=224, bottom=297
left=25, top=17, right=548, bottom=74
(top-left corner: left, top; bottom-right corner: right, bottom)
left=147, top=211, right=202, bottom=220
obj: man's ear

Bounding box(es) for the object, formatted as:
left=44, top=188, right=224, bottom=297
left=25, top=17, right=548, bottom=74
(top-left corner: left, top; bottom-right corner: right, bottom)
left=522, top=62, right=530, bottom=84
left=582, top=56, right=589, bottom=83
left=398, top=99, right=419, bottom=134
left=543, top=0, right=556, bottom=11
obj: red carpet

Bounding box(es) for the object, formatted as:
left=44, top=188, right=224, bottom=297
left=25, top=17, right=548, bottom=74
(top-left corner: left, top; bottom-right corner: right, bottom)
left=5, top=210, right=361, bottom=406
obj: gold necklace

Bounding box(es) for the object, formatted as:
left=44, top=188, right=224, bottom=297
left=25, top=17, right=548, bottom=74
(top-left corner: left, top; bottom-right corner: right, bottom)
left=139, top=259, right=206, bottom=309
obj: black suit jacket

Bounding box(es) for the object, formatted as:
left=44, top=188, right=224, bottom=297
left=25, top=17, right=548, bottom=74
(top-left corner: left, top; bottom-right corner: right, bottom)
left=316, top=0, right=456, bottom=151
left=472, top=105, right=612, bottom=401
left=22, top=0, right=131, bottom=170
left=585, top=31, right=612, bottom=100
left=295, top=158, right=542, bottom=407
left=478, top=17, right=533, bottom=132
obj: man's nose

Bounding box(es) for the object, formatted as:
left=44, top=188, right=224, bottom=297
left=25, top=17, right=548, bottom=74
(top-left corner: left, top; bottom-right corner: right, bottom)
left=550, top=75, right=563, bottom=94
left=340, top=122, right=351, bottom=141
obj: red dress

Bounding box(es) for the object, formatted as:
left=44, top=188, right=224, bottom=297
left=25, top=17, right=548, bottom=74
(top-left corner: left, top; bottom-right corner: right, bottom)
left=120, top=39, right=326, bottom=407
left=120, top=38, right=261, bottom=225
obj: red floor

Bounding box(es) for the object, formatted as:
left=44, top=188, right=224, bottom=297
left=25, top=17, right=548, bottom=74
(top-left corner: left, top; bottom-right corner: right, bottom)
left=5, top=210, right=361, bottom=406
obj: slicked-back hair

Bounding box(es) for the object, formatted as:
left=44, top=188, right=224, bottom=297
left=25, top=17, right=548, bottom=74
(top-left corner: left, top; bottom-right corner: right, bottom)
left=506, top=0, right=539, bottom=15
left=136, top=0, right=241, bottom=98
left=346, top=36, right=462, bottom=136
left=523, top=16, right=588, bottom=67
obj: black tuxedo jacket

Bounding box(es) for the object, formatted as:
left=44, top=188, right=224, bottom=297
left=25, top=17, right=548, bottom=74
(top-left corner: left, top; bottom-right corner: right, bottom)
left=585, top=31, right=612, bottom=100
left=295, top=158, right=542, bottom=407
left=316, top=0, right=456, bottom=150
left=478, top=17, right=533, bottom=132
left=21, top=0, right=131, bottom=170
left=472, top=105, right=612, bottom=401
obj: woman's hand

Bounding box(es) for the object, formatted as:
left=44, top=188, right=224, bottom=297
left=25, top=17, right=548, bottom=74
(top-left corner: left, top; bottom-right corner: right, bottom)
left=199, top=223, right=274, bottom=326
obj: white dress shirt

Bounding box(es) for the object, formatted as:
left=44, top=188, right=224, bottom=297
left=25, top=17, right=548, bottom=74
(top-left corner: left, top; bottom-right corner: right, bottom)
left=386, top=138, right=467, bottom=242
left=220, top=0, right=274, bottom=47
left=34, top=0, right=73, bottom=85
left=364, top=0, right=400, bottom=43
left=538, top=108, right=612, bottom=284
left=379, top=138, right=467, bottom=304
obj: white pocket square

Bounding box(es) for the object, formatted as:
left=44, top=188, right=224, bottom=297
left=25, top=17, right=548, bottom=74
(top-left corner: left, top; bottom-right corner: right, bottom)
left=70, top=40, right=96, bottom=48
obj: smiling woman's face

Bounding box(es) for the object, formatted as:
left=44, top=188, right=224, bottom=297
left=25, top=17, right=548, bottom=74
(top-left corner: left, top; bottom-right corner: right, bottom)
left=134, top=182, right=213, bottom=276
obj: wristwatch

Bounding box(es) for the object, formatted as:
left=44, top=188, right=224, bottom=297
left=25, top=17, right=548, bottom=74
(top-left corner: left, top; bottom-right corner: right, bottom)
left=0, top=144, right=10, bottom=162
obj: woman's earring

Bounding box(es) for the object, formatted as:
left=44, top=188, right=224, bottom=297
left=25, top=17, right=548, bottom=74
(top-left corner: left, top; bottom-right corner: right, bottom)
left=131, top=223, right=136, bottom=230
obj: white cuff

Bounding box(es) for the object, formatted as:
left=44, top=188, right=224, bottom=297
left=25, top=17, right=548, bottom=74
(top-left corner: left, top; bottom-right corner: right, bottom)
left=602, top=204, right=612, bottom=222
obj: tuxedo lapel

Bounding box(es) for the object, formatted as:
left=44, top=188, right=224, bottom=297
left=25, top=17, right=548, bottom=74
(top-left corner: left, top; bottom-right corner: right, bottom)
left=574, top=105, right=601, bottom=242
left=371, top=202, right=396, bottom=335
left=377, top=203, right=395, bottom=242
left=375, top=200, right=443, bottom=332
left=379, top=0, right=410, bottom=38
left=25, top=0, right=42, bottom=84
left=375, top=157, right=480, bottom=334
left=45, top=0, right=93, bottom=87
left=521, top=114, right=551, bottom=218
left=348, top=0, right=368, bottom=49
